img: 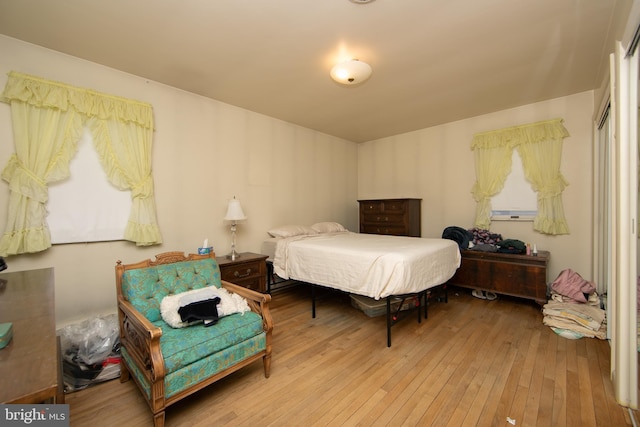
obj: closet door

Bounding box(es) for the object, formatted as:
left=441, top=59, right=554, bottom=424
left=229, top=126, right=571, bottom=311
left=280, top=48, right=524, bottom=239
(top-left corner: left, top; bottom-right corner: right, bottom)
left=594, top=104, right=613, bottom=307
left=609, top=40, right=638, bottom=409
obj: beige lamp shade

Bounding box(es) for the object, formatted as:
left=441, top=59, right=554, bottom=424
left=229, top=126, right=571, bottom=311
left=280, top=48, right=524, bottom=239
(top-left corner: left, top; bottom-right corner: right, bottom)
left=224, top=198, right=247, bottom=221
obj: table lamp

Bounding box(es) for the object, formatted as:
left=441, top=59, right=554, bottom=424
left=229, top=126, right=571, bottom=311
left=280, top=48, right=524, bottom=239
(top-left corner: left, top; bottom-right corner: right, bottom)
left=224, top=197, right=247, bottom=260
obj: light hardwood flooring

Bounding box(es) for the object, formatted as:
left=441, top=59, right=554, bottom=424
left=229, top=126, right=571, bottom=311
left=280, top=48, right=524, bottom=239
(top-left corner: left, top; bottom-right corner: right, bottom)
left=66, top=284, right=639, bottom=426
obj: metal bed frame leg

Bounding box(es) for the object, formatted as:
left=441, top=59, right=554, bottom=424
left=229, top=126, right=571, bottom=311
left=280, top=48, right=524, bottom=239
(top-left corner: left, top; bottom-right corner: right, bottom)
left=313, top=286, right=444, bottom=348
left=387, top=292, right=426, bottom=348
left=424, top=290, right=428, bottom=319
left=266, top=260, right=273, bottom=294
left=386, top=297, right=392, bottom=347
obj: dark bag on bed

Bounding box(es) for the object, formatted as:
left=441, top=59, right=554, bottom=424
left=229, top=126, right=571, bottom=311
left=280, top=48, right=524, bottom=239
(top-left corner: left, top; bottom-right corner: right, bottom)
left=441, top=226, right=473, bottom=251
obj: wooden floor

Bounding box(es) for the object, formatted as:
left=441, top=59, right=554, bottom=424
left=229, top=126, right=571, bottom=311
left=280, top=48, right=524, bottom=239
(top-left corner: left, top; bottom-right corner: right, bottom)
left=66, top=284, right=639, bottom=426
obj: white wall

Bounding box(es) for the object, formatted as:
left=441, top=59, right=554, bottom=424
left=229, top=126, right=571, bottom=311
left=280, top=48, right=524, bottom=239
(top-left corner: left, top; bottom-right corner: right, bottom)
left=358, top=91, right=595, bottom=283
left=0, top=35, right=358, bottom=327
left=0, top=34, right=598, bottom=327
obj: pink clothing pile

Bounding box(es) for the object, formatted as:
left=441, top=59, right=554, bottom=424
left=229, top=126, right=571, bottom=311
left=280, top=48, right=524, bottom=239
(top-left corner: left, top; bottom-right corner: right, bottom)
left=543, top=269, right=606, bottom=340
left=550, top=268, right=597, bottom=304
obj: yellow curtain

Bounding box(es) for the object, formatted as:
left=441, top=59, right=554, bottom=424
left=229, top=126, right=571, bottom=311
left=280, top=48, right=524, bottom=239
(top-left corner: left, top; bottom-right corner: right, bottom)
left=87, top=117, right=160, bottom=244
left=0, top=71, right=162, bottom=255
left=0, top=98, right=83, bottom=254
left=471, top=118, right=570, bottom=235
left=470, top=143, right=513, bottom=229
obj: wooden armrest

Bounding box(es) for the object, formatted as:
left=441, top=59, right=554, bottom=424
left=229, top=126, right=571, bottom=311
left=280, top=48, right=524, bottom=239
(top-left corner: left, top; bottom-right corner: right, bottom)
left=221, top=280, right=273, bottom=333
left=118, top=298, right=161, bottom=336
left=118, top=297, right=165, bottom=382
left=221, top=280, right=270, bottom=303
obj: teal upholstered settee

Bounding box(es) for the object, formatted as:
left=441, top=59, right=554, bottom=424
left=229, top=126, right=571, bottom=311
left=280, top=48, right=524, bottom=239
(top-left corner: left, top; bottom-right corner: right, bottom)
left=115, top=251, right=272, bottom=427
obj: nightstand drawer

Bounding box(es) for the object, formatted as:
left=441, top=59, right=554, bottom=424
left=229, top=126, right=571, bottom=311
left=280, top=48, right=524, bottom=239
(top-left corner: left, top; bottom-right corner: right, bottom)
left=221, top=260, right=262, bottom=282
left=216, top=252, right=268, bottom=293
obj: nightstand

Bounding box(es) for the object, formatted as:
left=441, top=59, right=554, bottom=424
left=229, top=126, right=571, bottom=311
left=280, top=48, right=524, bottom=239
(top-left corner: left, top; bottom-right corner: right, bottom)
left=216, top=252, right=268, bottom=293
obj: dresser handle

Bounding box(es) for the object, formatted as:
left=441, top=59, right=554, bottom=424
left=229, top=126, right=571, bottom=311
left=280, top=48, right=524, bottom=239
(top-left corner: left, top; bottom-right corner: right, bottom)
left=234, top=268, right=252, bottom=278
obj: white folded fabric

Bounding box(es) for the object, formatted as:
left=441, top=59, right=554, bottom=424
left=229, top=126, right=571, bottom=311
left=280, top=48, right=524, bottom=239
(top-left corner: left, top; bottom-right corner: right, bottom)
left=543, top=301, right=605, bottom=331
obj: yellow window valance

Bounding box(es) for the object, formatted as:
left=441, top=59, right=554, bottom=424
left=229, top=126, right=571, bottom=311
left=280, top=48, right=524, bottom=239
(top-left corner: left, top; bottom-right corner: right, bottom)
left=1, top=71, right=154, bottom=129
left=471, top=118, right=570, bottom=150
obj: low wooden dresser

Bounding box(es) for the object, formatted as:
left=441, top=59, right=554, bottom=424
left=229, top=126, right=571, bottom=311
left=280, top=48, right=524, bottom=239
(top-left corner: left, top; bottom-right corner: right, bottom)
left=447, top=249, right=550, bottom=304
left=0, top=268, right=64, bottom=403
left=358, top=198, right=421, bottom=237
left=217, top=252, right=268, bottom=293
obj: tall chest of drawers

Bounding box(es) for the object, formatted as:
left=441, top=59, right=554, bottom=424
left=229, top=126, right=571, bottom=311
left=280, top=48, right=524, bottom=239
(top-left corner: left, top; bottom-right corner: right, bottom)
left=358, top=198, right=421, bottom=237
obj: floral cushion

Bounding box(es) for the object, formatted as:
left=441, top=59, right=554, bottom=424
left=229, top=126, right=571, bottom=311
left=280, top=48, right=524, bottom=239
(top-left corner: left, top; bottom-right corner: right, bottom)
left=121, top=259, right=222, bottom=322
left=155, top=311, right=264, bottom=375
left=122, top=331, right=266, bottom=399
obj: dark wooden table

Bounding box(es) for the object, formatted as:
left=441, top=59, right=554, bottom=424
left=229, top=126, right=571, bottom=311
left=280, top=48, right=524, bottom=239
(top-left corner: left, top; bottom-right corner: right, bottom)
left=0, top=267, right=64, bottom=403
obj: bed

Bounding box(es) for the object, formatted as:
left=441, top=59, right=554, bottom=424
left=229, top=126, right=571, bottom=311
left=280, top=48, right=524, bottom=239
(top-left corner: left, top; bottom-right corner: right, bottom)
left=262, top=223, right=461, bottom=346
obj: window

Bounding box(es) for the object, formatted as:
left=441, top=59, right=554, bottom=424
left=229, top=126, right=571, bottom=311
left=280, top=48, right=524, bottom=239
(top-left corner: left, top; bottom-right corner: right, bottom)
left=490, top=150, right=537, bottom=221
left=47, top=128, right=131, bottom=243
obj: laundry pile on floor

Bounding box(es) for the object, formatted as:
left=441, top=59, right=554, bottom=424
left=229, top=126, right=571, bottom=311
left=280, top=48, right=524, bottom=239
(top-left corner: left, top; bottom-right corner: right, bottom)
left=542, top=269, right=606, bottom=340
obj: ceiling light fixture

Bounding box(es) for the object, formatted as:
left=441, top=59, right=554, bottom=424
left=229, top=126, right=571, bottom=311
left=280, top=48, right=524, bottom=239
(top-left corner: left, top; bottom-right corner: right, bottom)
left=349, top=0, right=375, bottom=3
left=330, top=59, right=372, bottom=85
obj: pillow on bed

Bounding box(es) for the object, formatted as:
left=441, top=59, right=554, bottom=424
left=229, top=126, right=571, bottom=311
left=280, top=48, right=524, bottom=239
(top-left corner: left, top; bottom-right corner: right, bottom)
left=267, top=224, right=317, bottom=238
left=311, top=222, right=348, bottom=233
left=161, top=286, right=251, bottom=328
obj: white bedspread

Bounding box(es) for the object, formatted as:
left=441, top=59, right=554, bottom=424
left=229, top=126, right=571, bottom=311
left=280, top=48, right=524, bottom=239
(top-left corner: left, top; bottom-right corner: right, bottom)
left=273, top=232, right=461, bottom=299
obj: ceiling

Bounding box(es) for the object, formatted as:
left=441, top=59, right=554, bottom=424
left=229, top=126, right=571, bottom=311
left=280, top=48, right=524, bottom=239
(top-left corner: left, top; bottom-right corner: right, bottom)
left=0, top=0, right=631, bottom=142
